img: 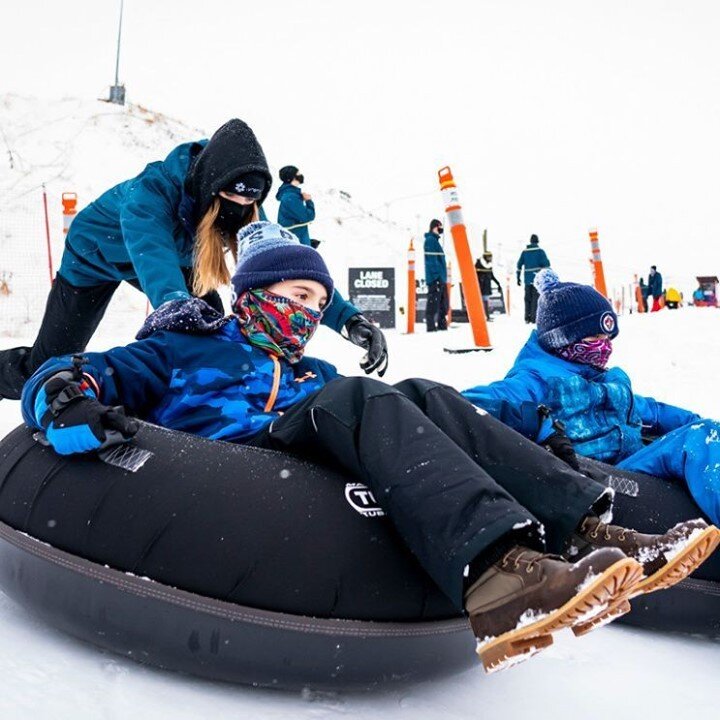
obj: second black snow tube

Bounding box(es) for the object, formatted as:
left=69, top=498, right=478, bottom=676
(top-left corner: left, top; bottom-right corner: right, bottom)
left=0, top=424, right=717, bottom=690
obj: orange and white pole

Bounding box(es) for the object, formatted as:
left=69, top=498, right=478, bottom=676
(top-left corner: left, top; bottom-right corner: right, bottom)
left=588, top=228, right=608, bottom=298
left=62, top=192, right=78, bottom=238
left=437, top=166, right=491, bottom=349
left=407, top=238, right=416, bottom=334
left=446, top=260, right=453, bottom=327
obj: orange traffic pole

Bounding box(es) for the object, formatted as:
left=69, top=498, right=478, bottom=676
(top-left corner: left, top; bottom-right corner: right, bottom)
left=588, top=228, right=608, bottom=298
left=437, top=166, right=491, bottom=350
left=446, top=260, right=453, bottom=327
left=634, top=273, right=646, bottom=313
left=62, top=192, right=78, bottom=238
left=407, top=238, right=416, bottom=334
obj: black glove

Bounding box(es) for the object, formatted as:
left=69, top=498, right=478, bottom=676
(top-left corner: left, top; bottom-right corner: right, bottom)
left=537, top=405, right=580, bottom=471
left=37, top=367, right=139, bottom=455
left=517, top=276, right=522, bottom=287
left=343, top=314, right=389, bottom=377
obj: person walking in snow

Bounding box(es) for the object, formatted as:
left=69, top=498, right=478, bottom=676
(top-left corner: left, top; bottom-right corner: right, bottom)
left=0, top=121, right=388, bottom=400
left=423, top=219, right=448, bottom=332
left=20, top=221, right=717, bottom=672
left=276, top=166, right=315, bottom=247
left=516, top=234, right=551, bottom=323
left=648, top=265, right=664, bottom=312
left=462, top=268, right=720, bottom=526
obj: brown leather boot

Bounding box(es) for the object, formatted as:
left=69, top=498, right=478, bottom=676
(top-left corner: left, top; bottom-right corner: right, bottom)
left=570, top=517, right=720, bottom=596
left=465, top=546, right=643, bottom=673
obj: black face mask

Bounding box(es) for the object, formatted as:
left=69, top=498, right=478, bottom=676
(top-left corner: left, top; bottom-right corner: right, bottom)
left=215, top=197, right=254, bottom=234
left=295, top=174, right=305, bottom=184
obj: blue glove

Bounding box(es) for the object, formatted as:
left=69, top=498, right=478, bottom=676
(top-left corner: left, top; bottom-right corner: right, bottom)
left=34, top=366, right=138, bottom=456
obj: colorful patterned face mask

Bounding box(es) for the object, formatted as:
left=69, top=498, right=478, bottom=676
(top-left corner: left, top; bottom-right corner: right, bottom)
left=557, top=337, right=613, bottom=370
left=234, top=289, right=322, bottom=364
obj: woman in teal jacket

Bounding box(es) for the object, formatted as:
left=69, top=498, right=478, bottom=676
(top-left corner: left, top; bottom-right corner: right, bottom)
left=0, top=121, right=387, bottom=399
left=463, top=269, right=720, bottom=524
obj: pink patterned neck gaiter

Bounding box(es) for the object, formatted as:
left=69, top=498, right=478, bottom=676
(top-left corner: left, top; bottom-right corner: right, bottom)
left=556, top=338, right=613, bottom=370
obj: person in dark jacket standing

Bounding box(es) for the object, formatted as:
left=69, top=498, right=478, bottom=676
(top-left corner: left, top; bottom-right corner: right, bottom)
left=648, top=265, right=663, bottom=312
left=423, top=219, right=448, bottom=332
left=516, top=234, right=550, bottom=324
left=0, top=122, right=388, bottom=400
left=276, top=166, right=315, bottom=247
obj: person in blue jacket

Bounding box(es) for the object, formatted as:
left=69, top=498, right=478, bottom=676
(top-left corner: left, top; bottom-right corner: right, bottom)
left=463, top=268, right=720, bottom=524
left=424, top=219, right=448, bottom=332
left=648, top=265, right=664, bottom=312
left=0, top=123, right=387, bottom=400
left=516, top=234, right=551, bottom=324
left=276, top=165, right=315, bottom=246
left=22, top=220, right=716, bottom=673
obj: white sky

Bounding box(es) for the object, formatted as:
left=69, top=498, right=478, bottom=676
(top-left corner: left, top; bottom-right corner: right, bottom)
left=2, top=0, right=719, bottom=287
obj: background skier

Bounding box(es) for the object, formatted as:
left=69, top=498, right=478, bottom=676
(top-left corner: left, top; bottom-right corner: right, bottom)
left=648, top=265, right=664, bottom=312
left=276, top=165, right=315, bottom=247
left=475, top=251, right=503, bottom=320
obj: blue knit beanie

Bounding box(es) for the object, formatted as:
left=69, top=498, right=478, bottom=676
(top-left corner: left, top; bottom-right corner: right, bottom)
left=231, top=221, right=334, bottom=305
left=534, top=269, right=619, bottom=350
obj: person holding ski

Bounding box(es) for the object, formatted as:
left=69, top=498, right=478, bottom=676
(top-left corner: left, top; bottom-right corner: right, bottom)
left=516, top=234, right=550, bottom=323
left=21, top=222, right=717, bottom=673
left=276, top=165, right=315, bottom=247
left=463, top=268, right=720, bottom=525
left=0, top=121, right=388, bottom=401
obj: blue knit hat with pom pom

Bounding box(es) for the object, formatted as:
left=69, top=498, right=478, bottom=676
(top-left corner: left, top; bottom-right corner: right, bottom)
left=230, top=221, right=334, bottom=307
left=534, top=269, right=619, bottom=350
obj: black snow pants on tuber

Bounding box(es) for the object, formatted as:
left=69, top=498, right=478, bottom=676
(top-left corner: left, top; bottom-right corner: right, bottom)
left=249, top=377, right=610, bottom=607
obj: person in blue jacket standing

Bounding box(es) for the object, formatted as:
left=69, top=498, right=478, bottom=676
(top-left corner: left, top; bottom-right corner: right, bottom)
left=462, top=269, right=720, bottom=525
left=648, top=265, right=663, bottom=312
left=0, top=122, right=387, bottom=400
left=424, top=219, right=448, bottom=332
left=516, top=234, right=551, bottom=323
left=276, top=165, right=315, bottom=246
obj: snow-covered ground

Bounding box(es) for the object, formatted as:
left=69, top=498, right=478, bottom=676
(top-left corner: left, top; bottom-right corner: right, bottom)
left=1, top=93, right=718, bottom=718
left=1, top=308, right=718, bottom=719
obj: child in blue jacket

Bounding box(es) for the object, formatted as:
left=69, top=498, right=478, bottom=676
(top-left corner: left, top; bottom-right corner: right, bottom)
left=21, top=223, right=717, bottom=673
left=463, top=269, right=720, bottom=525
left=0, top=121, right=387, bottom=401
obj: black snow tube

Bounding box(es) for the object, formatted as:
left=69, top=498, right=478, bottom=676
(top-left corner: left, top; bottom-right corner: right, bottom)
left=0, top=425, right=717, bottom=689
left=0, top=423, right=472, bottom=689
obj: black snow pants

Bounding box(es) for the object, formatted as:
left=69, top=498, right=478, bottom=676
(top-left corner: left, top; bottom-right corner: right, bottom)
left=524, top=283, right=539, bottom=323
left=0, top=271, right=223, bottom=400
left=249, top=376, right=609, bottom=608
left=425, top=279, right=449, bottom=331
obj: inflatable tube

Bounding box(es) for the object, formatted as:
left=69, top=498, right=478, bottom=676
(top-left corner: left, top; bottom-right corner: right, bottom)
left=0, top=424, right=472, bottom=689
left=0, top=425, right=717, bottom=689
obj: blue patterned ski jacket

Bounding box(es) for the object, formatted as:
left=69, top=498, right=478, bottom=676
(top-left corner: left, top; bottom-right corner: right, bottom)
left=462, top=331, right=699, bottom=463
left=22, top=303, right=339, bottom=444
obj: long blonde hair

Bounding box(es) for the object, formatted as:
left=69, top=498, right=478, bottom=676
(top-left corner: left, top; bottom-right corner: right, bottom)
left=192, top=199, right=257, bottom=297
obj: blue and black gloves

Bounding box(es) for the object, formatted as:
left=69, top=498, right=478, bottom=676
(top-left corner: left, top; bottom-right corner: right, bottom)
left=34, top=360, right=139, bottom=456
left=344, top=314, right=389, bottom=377
left=537, top=405, right=580, bottom=471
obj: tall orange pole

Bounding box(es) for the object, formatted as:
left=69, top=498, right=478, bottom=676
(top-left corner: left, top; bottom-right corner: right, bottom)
left=437, top=166, right=491, bottom=349
left=407, top=238, right=416, bottom=334
left=588, top=228, right=608, bottom=298
left=62, top=192, right=78, bottom=238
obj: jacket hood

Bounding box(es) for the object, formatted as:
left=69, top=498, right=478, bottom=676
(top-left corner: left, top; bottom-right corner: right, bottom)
left=136, top=298, right=232, bottom=340
left=275, top=182, right=300, bottom=201
left=185, top=119, right=272, bottom=218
